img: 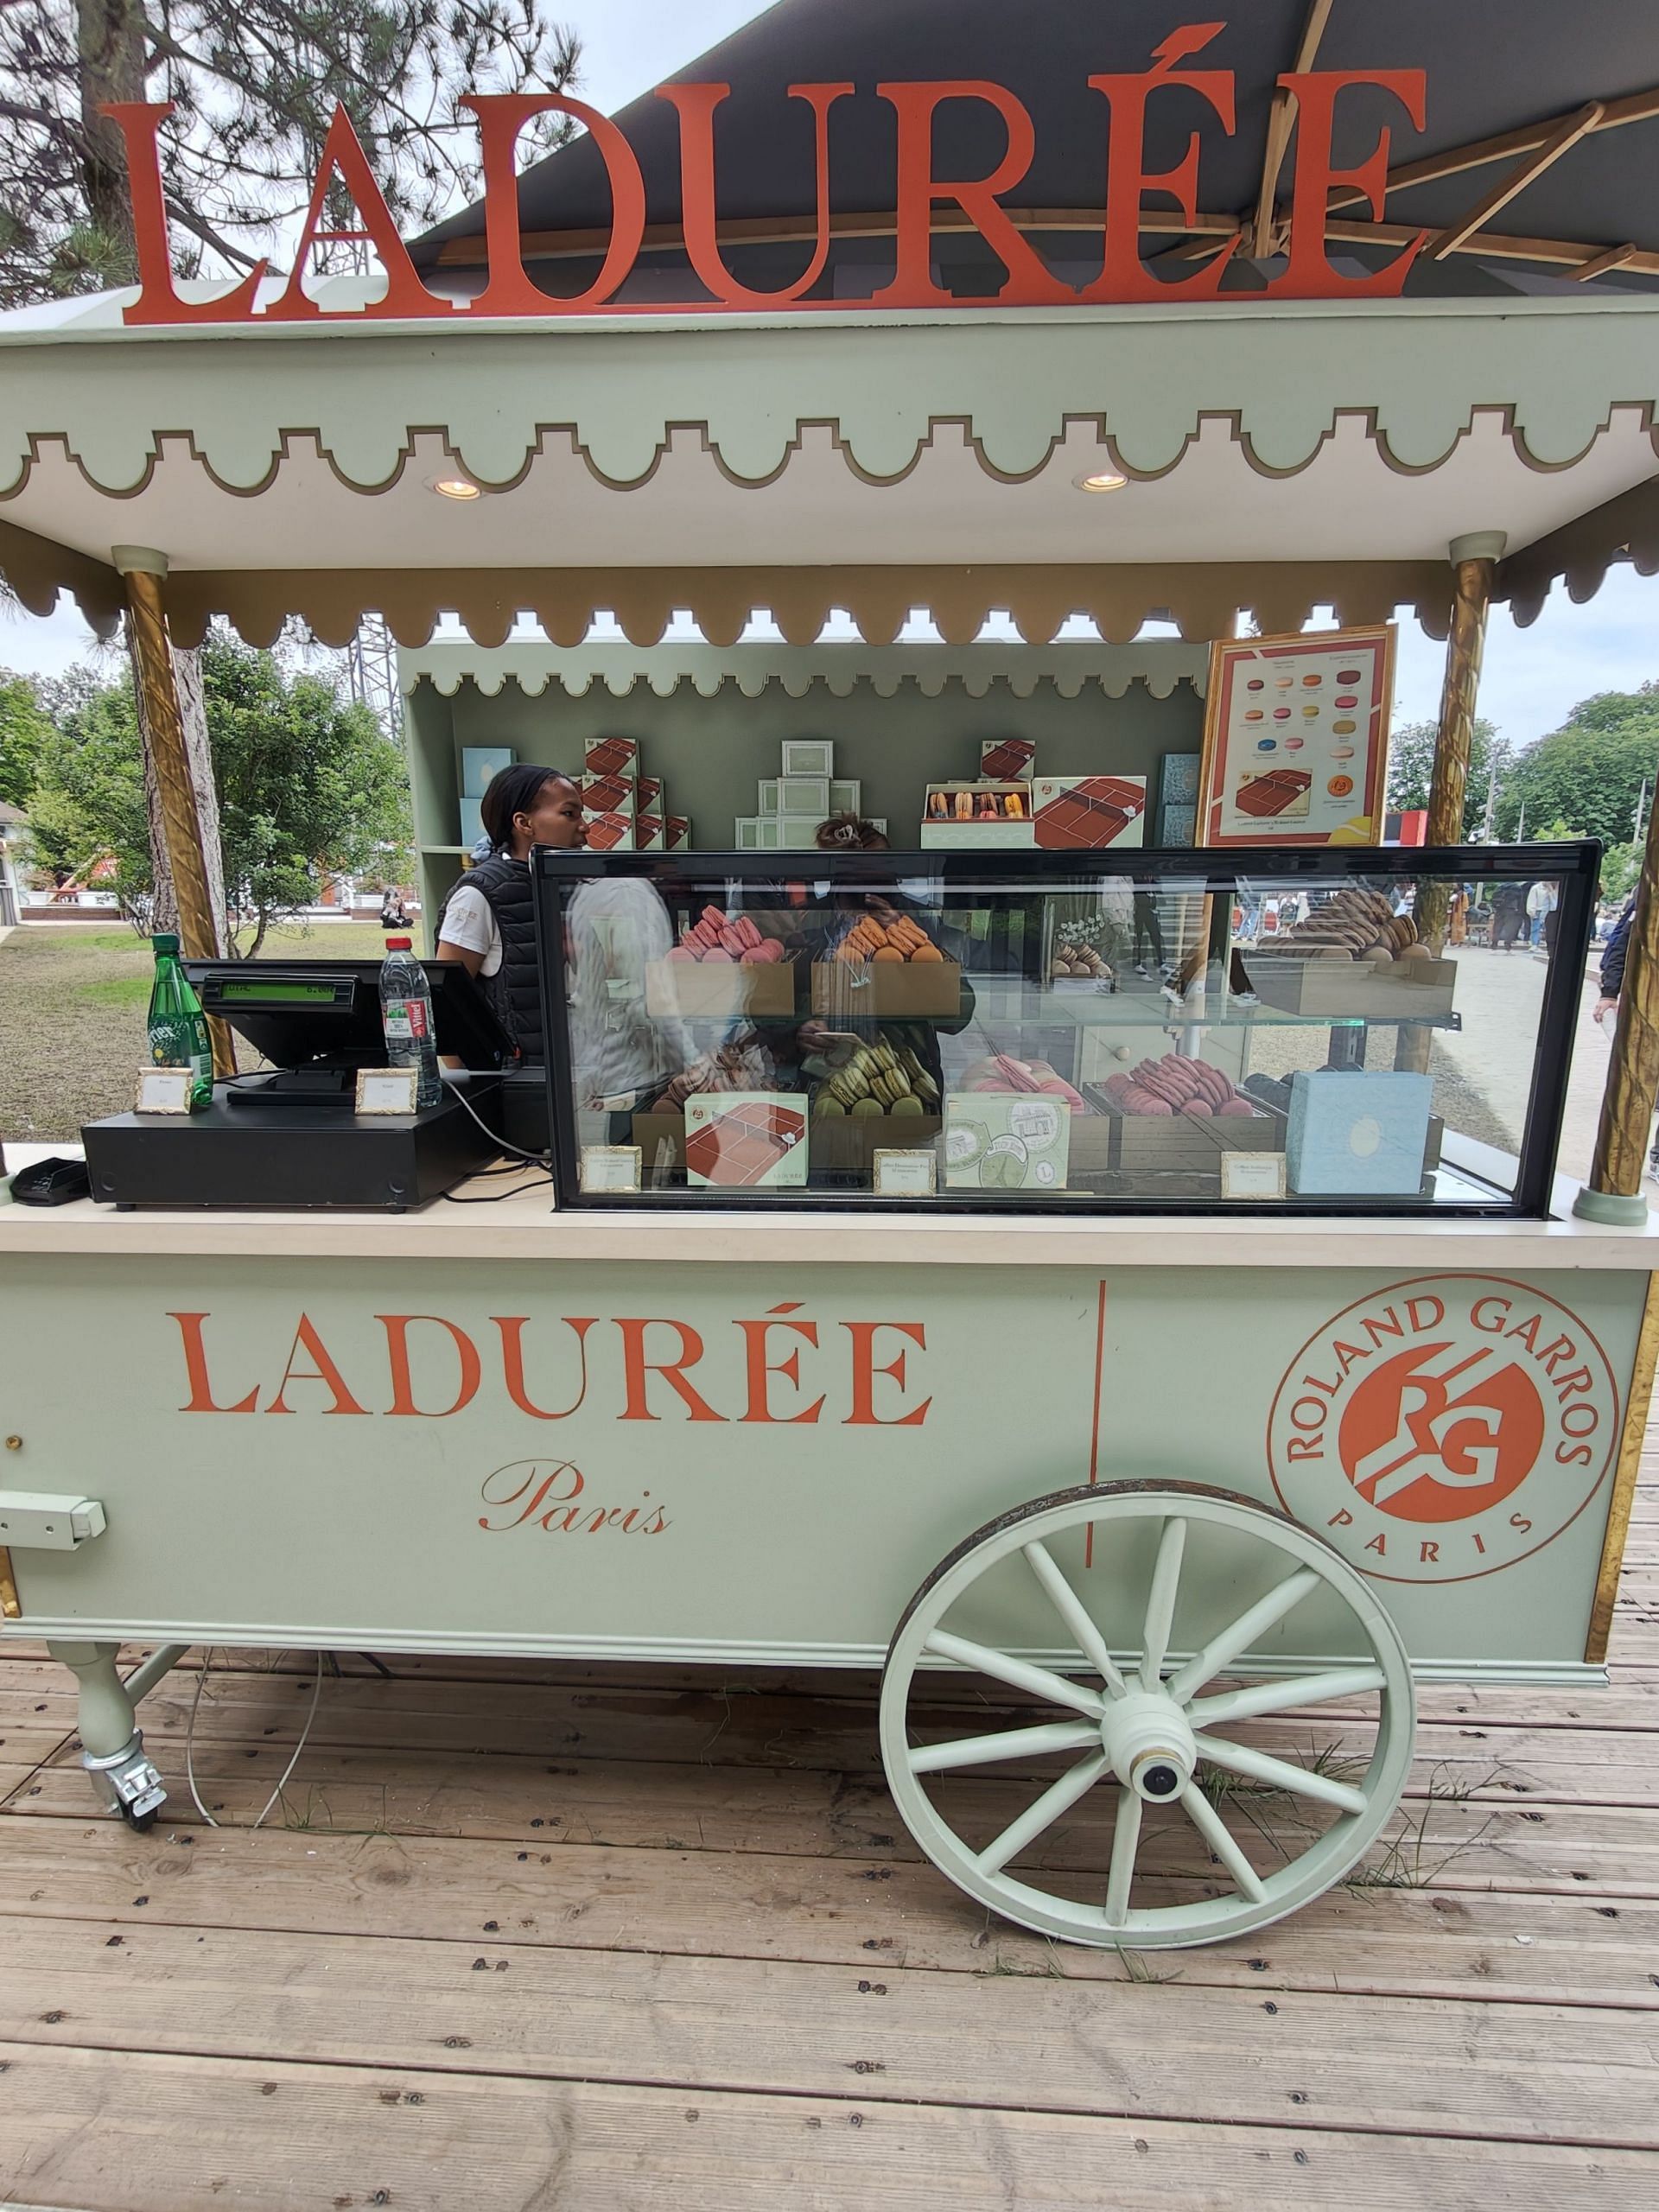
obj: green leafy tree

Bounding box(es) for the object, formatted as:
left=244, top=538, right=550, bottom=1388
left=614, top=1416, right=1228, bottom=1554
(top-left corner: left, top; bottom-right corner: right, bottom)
left=1385, top=715, right=1501, bottom=840
left=0, top=3, right=580, bottom=307
left=1600, top=841, right=1644, bottom=906
left=22, top=637, right=411, bottom=949
left=1494, top=690, right=1659, bottom=849
left=25, top=664, right=153, bottom=919
left=202, top=634, right=410, bottom=955
left=0, top=666, right=55, bottom=808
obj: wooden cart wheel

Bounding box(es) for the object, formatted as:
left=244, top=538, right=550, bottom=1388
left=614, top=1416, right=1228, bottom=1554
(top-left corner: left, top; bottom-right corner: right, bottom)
left=880, top=1482, right=1414, bottom=1949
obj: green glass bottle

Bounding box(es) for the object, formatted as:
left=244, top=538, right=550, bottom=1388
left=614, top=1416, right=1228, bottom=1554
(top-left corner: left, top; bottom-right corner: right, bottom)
left=147, top=932, right=213, bottom=1110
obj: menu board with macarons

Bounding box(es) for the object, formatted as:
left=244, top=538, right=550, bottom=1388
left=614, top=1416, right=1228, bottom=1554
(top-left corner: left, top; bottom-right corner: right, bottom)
left=1198, top=626, right=1395, bottom=849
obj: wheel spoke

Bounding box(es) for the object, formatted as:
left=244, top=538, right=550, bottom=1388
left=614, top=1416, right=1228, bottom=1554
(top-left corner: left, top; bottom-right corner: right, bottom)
left=1103, top=1786, right=1143, bottom=1924
left=1191, top=1732, right=1369, bottom=1816
left=908, top=1719, right=1101, bottom=1776
left=1164, top=1567, right=1322, bottom=1704
left=975, top=1751, right=1112, bottom=1876
left=1139, top=1516, right=1187, bottom=1690
left=1187, top=1666, right=1386, bottom=1730
left=924, top=1630, right=1105, bottom=1718
left=1022, top=1540, right=1128, bottom=1697
left=1179, top=1783, right=1267, bottom=1904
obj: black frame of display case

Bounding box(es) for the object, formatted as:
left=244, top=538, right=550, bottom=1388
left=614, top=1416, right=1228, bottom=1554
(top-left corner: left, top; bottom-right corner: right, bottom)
left=531, top=842, right=1599, bottom=1218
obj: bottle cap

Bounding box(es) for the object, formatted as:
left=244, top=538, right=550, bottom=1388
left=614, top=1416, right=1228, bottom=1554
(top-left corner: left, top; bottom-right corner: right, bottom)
left=152, top=932, right=181, bottom=954
left=385, top=937, right=413, bottom=950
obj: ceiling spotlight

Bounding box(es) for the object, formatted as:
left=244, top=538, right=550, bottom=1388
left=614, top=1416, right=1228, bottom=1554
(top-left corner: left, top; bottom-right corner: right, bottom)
left=1075, top=469, right=1128, bottom=493
left=431, top=476, right=482, bottom=501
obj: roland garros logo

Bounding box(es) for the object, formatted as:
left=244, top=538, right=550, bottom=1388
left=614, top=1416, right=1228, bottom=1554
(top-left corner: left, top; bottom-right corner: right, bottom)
left=1267, top=1275, right=1619, bottom=1584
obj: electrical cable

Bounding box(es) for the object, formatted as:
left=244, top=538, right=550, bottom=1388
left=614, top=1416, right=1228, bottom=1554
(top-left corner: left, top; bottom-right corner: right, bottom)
left=184, top=1646, right=327, bottom=1831
left=443, top=1173, right=554, bottom=1204
left=442, top=1072, right=553, bottom=1163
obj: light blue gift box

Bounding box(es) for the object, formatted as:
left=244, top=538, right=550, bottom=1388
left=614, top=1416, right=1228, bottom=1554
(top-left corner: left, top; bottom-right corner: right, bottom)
left=461, top=747, right=514, bottom=798
left=1287, top=1070, right=1433, bottom=1196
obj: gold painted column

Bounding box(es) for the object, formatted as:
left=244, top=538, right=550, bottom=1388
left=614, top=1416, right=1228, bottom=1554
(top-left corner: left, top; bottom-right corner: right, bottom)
left=1577, top=766, right=1659, bottom=1223
left=111, top=546, right=233, bottom=1077
left=1396, top=532, right=1505, bottom=1072
left=1427, top=531, right=1505, bottom=853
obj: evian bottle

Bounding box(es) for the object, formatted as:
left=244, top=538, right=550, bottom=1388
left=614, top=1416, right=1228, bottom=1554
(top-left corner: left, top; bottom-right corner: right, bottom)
left=378, top=938, right=441, bottom=1108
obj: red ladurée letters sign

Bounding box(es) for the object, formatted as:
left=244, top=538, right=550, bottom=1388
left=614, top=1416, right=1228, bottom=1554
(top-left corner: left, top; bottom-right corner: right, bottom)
left=103, top=24, right=1428, bottom=325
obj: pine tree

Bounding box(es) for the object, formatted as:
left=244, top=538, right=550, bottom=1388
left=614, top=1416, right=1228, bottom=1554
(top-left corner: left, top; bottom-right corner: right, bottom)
left=1, top=3, right=581, bottom=304
left=0, top=5, right=580, bottom=940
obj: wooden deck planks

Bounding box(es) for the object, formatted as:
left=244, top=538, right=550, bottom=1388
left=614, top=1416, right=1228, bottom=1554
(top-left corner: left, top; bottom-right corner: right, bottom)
left=2, top=2044, right=1650, bottom=2212
left=0, top=1915, right=1655, bottom=2148
left=1, top=1486, right=1656, bottom=2203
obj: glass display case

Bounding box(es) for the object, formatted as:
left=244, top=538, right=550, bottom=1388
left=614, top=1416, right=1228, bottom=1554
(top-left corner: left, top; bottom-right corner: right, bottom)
left=532, top=843, right=1597, bottom=1216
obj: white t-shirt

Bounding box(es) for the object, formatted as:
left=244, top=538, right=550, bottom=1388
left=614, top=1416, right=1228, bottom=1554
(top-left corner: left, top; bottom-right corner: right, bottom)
left=437, top=880, right=504, bottom=976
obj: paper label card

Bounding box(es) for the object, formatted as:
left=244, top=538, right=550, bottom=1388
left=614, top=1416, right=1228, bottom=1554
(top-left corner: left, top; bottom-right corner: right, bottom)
left=355, top=1067, right=420, bottom=1116
left=136, top=1068, right=194, bottom=1115
left=580, top=1145, right=644, bottom=1192
left=873, top=1148, right=938, bottom=1198
left=1221, top=1151, right=1288, bottom=1200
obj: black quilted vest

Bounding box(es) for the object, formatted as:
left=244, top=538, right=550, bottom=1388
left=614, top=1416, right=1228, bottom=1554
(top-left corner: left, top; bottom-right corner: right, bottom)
left=442, top=854, right=543, bottom=1062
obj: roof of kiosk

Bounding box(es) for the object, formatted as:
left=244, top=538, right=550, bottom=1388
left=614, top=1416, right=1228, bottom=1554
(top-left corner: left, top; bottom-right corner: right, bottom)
left=1, top=1, right=1657, bottom=645
left=416, top=0, right=1659, bottom=300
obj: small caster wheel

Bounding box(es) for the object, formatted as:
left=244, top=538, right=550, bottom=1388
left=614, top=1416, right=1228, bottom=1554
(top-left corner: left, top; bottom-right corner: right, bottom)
left=120, top=1804, right=159, bottom=1834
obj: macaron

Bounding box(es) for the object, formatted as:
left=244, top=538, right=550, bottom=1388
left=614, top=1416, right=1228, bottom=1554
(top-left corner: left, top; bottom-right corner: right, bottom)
left=1256, top=738, right=1277, bottom=751
left=1243, top=709, right=1264, bottom=722
left=1274, top=707, right=1292, bottom=721
left=1286, top=737, right=1305, bottom=751
left=1247, top=678, right=1265, bottom=692
left=1274, top=676, right=1294, bottom=690
left=1332, top=746, right=1356, bottom=760
left=1327, top=774, right=1354, bottom=798
left=1338, top=668, right=1362, bottom=683
left=1302, top=673, right=1321, bottom=688
left=1332, top=717, right=1357, bottom=734
left=1335, top=694, right=1358, bottom=709
left=1302, top=704, right=1319, bottom=719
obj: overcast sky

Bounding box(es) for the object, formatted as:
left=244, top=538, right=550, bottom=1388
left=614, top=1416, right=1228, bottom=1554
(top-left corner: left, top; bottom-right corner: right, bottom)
left=2, top=0, right=1655, bottom=751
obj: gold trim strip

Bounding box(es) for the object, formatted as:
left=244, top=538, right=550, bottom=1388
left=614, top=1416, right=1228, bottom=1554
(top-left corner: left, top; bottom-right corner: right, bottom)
left=0, top=1546, right=20, bottom=1623
left=1586, top=1269, right=1659, bottom=1664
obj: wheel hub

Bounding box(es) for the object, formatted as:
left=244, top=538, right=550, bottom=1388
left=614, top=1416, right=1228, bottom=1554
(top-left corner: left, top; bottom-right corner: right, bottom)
left=1099, top=1689, right=1197, bottom=1802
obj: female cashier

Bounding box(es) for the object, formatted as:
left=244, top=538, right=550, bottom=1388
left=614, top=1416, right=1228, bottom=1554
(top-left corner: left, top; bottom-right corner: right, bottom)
left=435, top=764, right=584, bottom=1060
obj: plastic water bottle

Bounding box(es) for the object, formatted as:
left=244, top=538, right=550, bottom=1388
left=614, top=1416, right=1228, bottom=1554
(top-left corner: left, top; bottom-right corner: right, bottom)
left=378, top=938, right=441, bottom=1108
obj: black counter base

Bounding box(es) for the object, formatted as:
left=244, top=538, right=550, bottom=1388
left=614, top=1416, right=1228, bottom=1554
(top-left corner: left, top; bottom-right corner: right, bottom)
left=83, top=1077, right=505, bottom=1211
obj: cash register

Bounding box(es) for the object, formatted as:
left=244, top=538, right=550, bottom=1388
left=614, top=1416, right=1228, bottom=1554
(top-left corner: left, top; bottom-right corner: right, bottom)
left=83, top=958, right=518, bottom=1211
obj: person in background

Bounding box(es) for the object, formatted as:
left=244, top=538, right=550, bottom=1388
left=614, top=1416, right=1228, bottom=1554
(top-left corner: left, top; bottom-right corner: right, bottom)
left=1491, top=880, right=1526, bottom=950
left=435, top=763, right=585, bottom=1062
left=1526, top=877, right=1557, bottom=951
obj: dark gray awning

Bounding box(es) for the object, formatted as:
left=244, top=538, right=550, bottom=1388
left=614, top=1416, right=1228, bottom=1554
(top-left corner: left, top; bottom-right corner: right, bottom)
left=411, top=0, right=1659, bottom=297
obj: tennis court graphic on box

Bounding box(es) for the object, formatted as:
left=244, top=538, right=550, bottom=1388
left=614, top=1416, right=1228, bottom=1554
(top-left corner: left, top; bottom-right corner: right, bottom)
left=683, top=1095, right=808, bottom=1188
left=1031, top=776, right=1147, bottom=850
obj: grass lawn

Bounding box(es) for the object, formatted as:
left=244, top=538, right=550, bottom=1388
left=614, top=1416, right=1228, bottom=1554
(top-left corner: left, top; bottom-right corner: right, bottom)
left=0, top=922, right=396, bottom=1145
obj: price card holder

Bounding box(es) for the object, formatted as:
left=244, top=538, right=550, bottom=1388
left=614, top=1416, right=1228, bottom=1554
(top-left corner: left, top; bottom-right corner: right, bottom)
left=581, top=1145, right=644, bottom=1193
left=874, top=1148, right=938, bottom=1198
left=135, top=1068, right=194, bottom=1116
left=1221, top=1151, right=1287, bottom=1201
left=355, top=1067, right=420, bottom=1116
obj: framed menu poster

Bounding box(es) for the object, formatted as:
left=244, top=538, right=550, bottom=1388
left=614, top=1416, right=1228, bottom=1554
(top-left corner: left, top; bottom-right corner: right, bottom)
left=1198, top=625, right=1395, bottom=849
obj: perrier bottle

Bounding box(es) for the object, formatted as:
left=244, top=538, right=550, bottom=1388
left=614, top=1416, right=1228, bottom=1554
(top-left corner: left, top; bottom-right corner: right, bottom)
left=147, top=933, right=213, bottom=1110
